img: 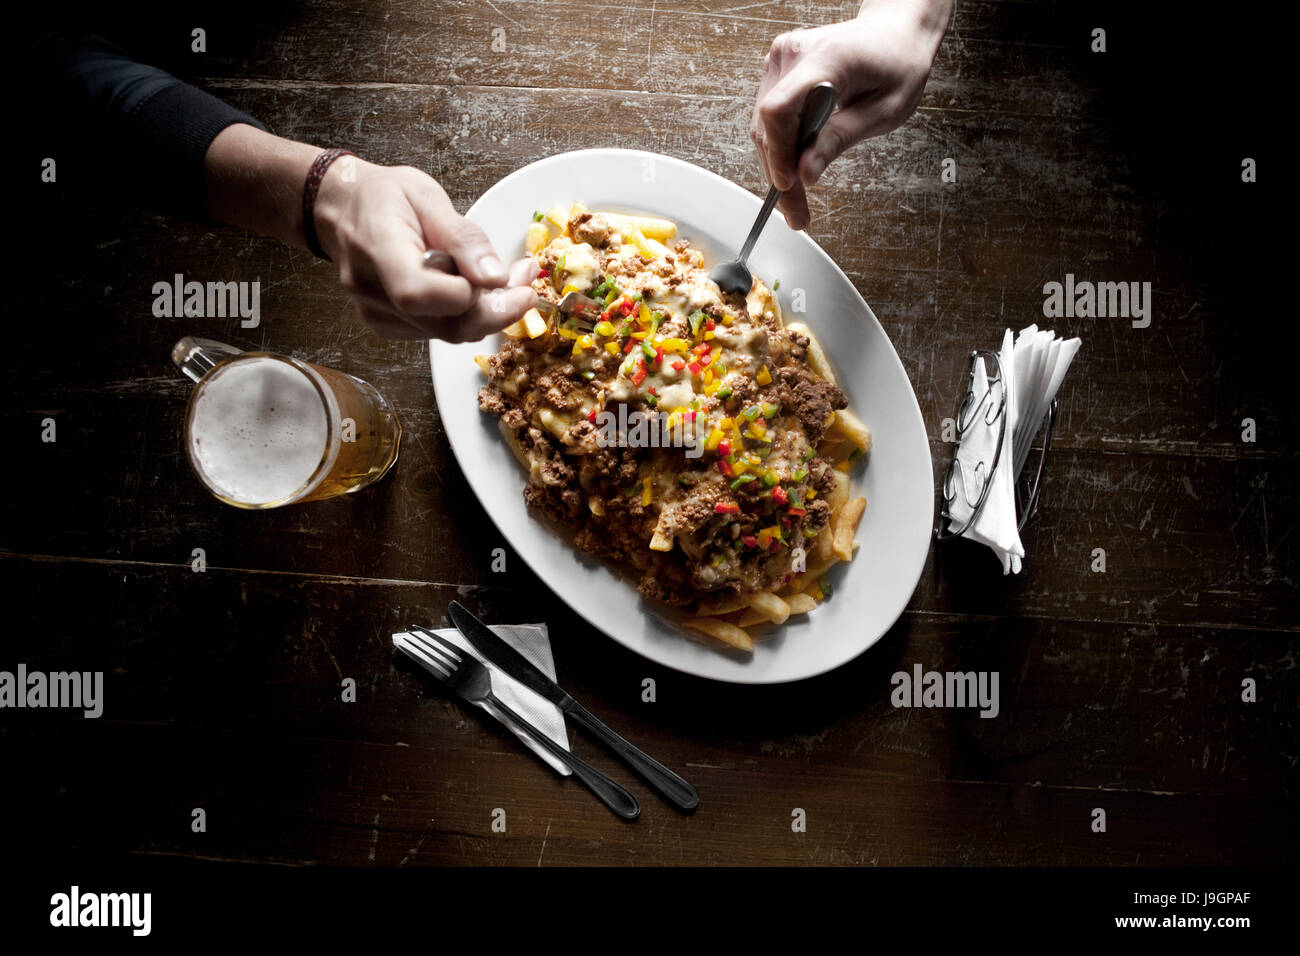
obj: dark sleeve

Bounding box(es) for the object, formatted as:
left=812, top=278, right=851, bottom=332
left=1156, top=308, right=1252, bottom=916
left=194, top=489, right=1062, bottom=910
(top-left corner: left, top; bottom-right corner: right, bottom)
left=31, top=32, right=269, bottom=221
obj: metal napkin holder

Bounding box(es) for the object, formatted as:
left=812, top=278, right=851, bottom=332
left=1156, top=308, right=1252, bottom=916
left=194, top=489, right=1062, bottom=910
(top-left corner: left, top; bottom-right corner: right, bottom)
left=936, top=348, right=1057, bottom=540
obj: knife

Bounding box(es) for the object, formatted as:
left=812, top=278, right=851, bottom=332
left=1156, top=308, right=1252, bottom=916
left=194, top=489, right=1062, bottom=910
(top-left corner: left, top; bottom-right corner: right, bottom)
left=448, top=601, right=699, bottom=811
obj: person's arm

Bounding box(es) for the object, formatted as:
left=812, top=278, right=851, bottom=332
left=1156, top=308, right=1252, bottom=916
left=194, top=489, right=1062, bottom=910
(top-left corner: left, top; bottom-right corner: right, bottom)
left=750, top=0, right=952, bottom=230
left=33, top=32, right=269, bottom=222
left=34, top=33, right=532, bottom=341
left=203, top=124, right=535, bottom=341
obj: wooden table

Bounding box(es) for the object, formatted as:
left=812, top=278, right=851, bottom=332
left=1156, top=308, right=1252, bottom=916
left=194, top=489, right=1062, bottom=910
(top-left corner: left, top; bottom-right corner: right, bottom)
left=6, top=1, right=1294, bottom=867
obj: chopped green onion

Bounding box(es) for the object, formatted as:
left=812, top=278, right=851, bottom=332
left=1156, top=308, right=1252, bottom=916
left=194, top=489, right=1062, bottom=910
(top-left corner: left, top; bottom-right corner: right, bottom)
left=716, top=386, right=732, bottom=400
left=772, top=278, right=781, bottom=290
left=819, top=578, right=832, bottom=597
left=729, top=475, right=756, bottom=490
left=645, top=394, right=659, bottom=406
left=761, top=471, right=778, bottom=488
left=641, top=341, right=656, bottom=359
left=557, top=252, right=567, bottom=271
left=532, top=210, right=543, bottom=222
left=688, top=310, right=707, bottom=335
left=582, top=370, right=596, bottom=380
left=762, top=402, right=780, bottom=419
left=677, top=473, right=694, bottom=487
left=742, top=405, right=762, bottom=420
left=793, top=467, right=809, bottom=481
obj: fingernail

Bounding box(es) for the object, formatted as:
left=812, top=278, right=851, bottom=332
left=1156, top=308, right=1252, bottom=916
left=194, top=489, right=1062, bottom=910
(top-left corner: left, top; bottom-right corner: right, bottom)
left=478, top=254, right=506, bottom=282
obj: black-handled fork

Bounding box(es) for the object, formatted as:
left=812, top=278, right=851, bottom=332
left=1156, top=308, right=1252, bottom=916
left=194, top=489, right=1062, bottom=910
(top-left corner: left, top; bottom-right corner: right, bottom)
left=402, top=629, right=640, bottom=821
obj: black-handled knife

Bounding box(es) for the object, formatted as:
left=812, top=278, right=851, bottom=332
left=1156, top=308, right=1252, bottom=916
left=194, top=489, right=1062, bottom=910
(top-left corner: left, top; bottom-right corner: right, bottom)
left=448, top=601, right=699, bottom=811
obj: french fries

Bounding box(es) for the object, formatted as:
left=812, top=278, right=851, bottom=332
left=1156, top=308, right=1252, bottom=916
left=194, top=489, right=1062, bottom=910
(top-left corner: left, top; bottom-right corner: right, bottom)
left=684, top=616, right=754, bottom=652
left=785, top=321, right=838, bottom=386
left=594, top=211, right=677, bottom=241
left=832, top=496, right=867, bottom=562
left=830, top=407, right=872, bottom=454
left=525, top=222, right=549, bottom=254
left=486, top=203, right=873, bottom=656
left=502, top=306, right=548, bottom=340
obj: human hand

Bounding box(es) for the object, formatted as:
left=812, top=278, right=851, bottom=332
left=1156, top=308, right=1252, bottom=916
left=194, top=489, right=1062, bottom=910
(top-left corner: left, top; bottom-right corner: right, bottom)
left=750, top=0, right=950, bottom=229
left=315, top=160, right=536, bottom=341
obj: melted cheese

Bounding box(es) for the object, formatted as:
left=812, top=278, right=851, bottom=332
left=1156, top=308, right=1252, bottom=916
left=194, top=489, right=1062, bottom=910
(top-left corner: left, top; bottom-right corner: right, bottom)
left=560, top=243, right=600, bottom=292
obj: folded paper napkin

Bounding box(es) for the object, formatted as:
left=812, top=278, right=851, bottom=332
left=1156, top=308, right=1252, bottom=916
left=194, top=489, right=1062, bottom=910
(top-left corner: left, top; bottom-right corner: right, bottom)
left=947, top=325, right=1081, bottom=574
left=392, top=623, right=572, bottom=776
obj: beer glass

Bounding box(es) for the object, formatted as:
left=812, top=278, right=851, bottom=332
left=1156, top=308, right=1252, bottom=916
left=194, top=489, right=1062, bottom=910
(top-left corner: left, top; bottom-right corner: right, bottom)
left=171, top=337, right=401, bottom=508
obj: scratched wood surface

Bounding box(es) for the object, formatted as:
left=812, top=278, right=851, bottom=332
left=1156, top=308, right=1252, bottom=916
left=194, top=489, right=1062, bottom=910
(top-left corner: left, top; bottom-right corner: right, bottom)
left=5, top=1, right=1295, bottom=866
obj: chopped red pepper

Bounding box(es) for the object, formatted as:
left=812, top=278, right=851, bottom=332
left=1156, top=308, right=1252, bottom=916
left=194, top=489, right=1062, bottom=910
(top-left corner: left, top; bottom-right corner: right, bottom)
left=772, top=486, right=789, bottom=505
left=630, top=360, right=647, bottom=386
left=715, top=502, right=740, bottom=514
left=655, top=347, right=665, bottom=365
left=647, top=386, right=657, bottom=395
left=705, top=317, right=716, bottom=330
left=716, top=440, right=731, bottom=457
left=741, top=535, right=758, bottom=548
left=767, top=540, right=780, bottom=554
left=538, top=268, right=550, bottom=278
left=623, top=339, right=637, bottom=353
left=687, top=361, right=703, bottom=376
left=693, top=343, right=712, bottom=357
left=599, top=310, right=610, bottom=321
left=787, top=506, right=807, bottom=517
left=619, top=299, right=636, bottom=316
left=717, top=460, right=735, bottom=478
left=671, top=360, right=686, bottom=371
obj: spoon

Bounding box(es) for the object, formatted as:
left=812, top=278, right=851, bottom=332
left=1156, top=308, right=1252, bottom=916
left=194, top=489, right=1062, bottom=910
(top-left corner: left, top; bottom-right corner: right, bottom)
left=710, top=81, right=838, bottom=297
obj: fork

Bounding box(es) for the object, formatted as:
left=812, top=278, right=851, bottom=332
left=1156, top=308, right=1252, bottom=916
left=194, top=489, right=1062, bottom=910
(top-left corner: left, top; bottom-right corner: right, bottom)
left=709, top=82, right=837, bottom=296
left=402, top=628, right=640, bottom=820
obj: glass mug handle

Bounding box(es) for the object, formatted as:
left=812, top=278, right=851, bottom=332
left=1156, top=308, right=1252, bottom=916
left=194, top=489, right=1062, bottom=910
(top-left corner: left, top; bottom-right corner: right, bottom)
left=171, top=336, right=244, bottom=383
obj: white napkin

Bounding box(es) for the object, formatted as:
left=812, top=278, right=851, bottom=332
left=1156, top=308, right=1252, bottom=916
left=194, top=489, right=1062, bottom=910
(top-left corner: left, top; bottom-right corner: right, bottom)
left=393, top=623, right=572, bottom=776
left=947, top=325, right=1080, bottom=574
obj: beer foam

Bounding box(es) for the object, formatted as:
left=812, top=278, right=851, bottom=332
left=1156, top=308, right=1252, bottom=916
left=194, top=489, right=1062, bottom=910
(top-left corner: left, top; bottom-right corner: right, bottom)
left=189, top=357, right=329, bottom=504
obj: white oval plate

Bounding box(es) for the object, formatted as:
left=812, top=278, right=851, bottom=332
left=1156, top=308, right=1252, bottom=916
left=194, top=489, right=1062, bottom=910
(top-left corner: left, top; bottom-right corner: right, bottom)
left=431, top=149, right=932, bottom=684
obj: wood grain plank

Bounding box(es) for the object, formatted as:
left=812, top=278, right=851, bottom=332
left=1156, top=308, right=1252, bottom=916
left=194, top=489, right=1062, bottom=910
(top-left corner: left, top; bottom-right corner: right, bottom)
left=4, top=556, right=1292, bottom=865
